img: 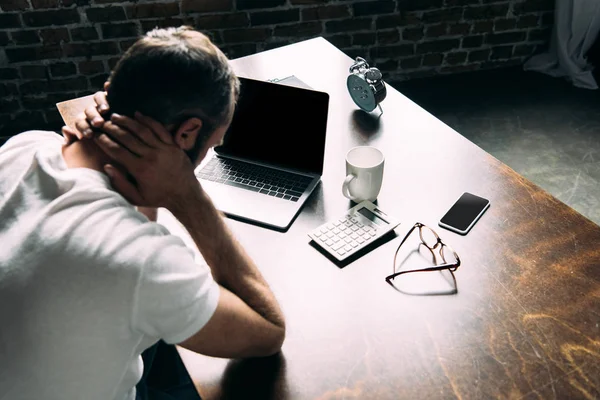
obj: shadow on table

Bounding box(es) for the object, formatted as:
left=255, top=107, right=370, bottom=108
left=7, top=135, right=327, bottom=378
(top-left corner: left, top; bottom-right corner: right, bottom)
left=218, top=353, right=288, bottom=400
left=386, top=246, right=459, bottom=296
left=351, top=110, right=381, bottom=138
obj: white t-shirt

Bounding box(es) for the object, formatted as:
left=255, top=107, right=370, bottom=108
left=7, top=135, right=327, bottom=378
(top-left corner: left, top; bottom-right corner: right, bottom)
left=0, top=131, right=220, bottom=400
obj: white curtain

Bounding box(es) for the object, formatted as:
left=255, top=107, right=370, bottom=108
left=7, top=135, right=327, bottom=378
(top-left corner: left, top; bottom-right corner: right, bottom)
left=524, top=0, right=600, bottom=89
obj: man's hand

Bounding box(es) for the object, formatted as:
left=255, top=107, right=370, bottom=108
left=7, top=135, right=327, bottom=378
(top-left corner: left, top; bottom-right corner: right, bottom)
left=95, top=112, right=200, bottom=211
left=62, top=82, right=110, bottom=144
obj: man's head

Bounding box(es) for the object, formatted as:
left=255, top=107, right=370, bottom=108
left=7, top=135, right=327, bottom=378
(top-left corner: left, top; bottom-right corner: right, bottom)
left=106, top=26, right=240, bottom=164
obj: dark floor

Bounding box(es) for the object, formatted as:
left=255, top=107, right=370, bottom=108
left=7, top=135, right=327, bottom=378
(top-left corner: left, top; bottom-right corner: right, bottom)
left=395, top=67, right=600, bottom=226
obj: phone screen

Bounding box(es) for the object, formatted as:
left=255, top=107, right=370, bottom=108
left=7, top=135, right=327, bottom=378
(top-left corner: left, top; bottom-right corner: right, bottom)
left=440, top=192, right=490, bottom=232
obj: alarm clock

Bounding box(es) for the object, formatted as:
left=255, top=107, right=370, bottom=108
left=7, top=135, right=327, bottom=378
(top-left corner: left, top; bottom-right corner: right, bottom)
left=347, top=57, right=387, bottom=113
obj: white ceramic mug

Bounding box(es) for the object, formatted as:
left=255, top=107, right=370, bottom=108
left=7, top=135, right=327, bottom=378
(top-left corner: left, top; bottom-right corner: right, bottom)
left=342, top=146, right=384, bottom=202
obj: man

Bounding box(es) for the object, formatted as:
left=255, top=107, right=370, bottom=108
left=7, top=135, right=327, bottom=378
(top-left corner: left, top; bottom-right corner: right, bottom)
left=0, top=27, right=285, bottom=400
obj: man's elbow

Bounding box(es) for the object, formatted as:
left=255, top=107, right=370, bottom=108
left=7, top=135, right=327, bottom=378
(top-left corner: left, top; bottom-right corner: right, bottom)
left=253, top=325, right=286, bottom=357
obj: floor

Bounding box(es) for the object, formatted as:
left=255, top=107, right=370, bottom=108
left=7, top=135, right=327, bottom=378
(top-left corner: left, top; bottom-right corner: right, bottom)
left=395, top=67, right=600, bottom=226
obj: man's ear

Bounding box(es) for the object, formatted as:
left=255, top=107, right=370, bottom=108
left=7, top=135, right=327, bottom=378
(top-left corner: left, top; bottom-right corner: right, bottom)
left=174, top=117, right=203, bottom=151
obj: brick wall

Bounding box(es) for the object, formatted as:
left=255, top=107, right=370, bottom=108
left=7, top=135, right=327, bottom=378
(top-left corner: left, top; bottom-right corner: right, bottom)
left=0, top=0, right=554, bottom=136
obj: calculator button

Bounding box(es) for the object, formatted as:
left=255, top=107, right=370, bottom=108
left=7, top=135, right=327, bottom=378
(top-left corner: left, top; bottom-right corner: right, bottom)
left=357, top=222, right=364, bottom=228
left=320, top=227, right=329, bottom=233
left=350, top=226, right=359, bottom=232
left=344, top=221, right=352, bottom=227
left=332, top=228, right=341, bottom=234
left=362, top=234, right=370, bottom=240
left=339, top=232, right=347, bottom=239
left=344, top=245, right=352, bottom=252
left=314, top=231, right=322, bottom=237
left=351, top=233, right=359, bottom=240
left=332, top=236, right=340, bottom=242
left=350, top=241, right=359, bottom=248
left=345, top=237, right=352, bottom=243
left=326, top=223, right=335, bottom=230
left=357, top=237, right=365, bottom=244
left=332, top=242, right=344, bottom=251
left=326, top=239, right=334, bottom=246
left=333, top=220, right=341, bottom=226
left=350, top=217, right=358, bottom=223
left=369, top=231, right=376, bottom=236
left=326, top=232, right=334, bottom=238
left=337, top=249, right=346, bottom=256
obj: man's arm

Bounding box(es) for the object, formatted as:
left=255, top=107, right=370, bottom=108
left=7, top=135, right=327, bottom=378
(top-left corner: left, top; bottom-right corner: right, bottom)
left=93, top=113, right=285, bottom=358
left=173, top=187, right=285, bottom=357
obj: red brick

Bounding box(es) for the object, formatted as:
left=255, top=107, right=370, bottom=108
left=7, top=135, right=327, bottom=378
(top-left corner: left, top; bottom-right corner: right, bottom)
left=0, top=68, right=19, bottom=79
left=416, top=38, right=459, bottom=54
left=0, top=99, right=20, bottom=113
left=449, top=23, right=470, bottom=35
left=78, top=60, right=105, bottom=75
left=1, top=0, right=30, bottom=11
left=20, top=80, right=50, bottom=95
left=6, top=45, right=62, bottom=62
left=352, top=32, right=376, bottom=46
left=517, top=15, right=539, bottom=28
left=219, top=43, right=256, bottom=59
left=462, top=35, right=483, bottom=48
left=495, top=18, right=517, bottom=31
left=441, top=64, right=479, bottom=74
left=11, top=30, right=41, bottom=45
left=40, top=28, right=69, bottom=44
left=120, top=39, right=137, bottom=51
left=49, top=76, right=88, bottom=92
left=195, top=13, right=248, bottom=30
left=370, top=44, right=414, bottom=59
left=90, top=74, right=110, bottom=90
left=102, top=22, right=139, bottom=39
left=528, top=28, right=551, bottom=41
left=445, top=51, right=467, bottom=65
left=20, top=65, right=47, bottom=79
left=238, top=0, right=283, bottom=9
left=63, top=42, right=119, bottom=57
left=472, top=20, right=493, bottom=33
left=426, top=23, right=447, bottom=38
left=108, top=57, right=120, bottom=70
left=422, top=7, right=462, bottom=23
left=126, top=3, right=180, bottom=19
left=274, top=22, right=322, bottom=37
left=31, top=0, right=59, bottom=8
left=326, top=18, right=371, bottom=34
left=0, top=83, right=19, bottom=97
left=514, top=44, right=535, bottom=56
left=50, top=62, right=76, bottom=77
left=513, top=0, right=554, bottom=14
left=182, top=0, right=232, bottom=13
left=0, top=32, right=9, bottom=46
left=464, top=4, right=509, bottom=19
left=490, top=45, right=513, bottom=59
left=468, top=49, right=490, bottom=62
left=377, top=29, right=399, bottom=44
left=423, top=53, right=443, bottom=66
left=377, top=13, right=420, bottom=29
left=302, top=5, right=349, bottom=21
left=485, top=31, right=526, bottom=45
left=399, top=0, right=442, bottom=11
left=223, top=28, right=270, bottom=43
left=353, top=1, right=395, bottom=16
left=0, top=13, right=23, bottom=28
left=324, top=34, right=351, bottom=48
left=86, top=7, right=126, bottom=23
left=250, top=9, right=299, bottom=26
left=70, top=27, right=98, bottom=41
left=402, top=26, right=424, bottom=41
left=376, top=59, right=398, bottom=71
left=23, top=9, right=79, bottom=27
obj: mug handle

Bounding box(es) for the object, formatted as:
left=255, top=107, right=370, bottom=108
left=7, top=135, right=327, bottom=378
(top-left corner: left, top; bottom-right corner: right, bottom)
left=342, top=174, right=357, bottom=201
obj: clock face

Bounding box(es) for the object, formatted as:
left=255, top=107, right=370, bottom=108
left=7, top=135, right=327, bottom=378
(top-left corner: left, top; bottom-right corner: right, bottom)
left=347, top=74, right=376, bottom=112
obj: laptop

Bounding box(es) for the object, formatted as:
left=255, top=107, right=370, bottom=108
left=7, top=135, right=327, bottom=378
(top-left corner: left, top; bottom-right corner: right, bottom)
left=196, top=76, right=330, bottom=231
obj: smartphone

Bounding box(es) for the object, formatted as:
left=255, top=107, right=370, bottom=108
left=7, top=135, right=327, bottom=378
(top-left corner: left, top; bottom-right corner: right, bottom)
left=438, top=192, right=490, bottom=235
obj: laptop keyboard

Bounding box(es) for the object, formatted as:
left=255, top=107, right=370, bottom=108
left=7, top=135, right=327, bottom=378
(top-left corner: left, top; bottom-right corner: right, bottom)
left=196, top=157, right=313, bottom=202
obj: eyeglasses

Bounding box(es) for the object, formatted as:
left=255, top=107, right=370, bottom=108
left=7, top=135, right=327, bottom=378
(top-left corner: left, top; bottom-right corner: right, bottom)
left=385, top=222, right=461, bottom=285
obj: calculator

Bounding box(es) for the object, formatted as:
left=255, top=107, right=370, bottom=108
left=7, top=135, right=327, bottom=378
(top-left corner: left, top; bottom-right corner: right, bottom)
left=308, top=201, right=401, bottom=261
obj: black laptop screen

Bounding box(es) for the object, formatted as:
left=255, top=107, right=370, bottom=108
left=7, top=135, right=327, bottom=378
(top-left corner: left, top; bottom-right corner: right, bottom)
left=215, top=77, right=329, bottom=175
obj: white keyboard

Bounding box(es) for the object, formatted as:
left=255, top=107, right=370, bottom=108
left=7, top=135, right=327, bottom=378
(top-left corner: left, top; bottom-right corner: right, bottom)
left=308, top=201, right=400, bottom=261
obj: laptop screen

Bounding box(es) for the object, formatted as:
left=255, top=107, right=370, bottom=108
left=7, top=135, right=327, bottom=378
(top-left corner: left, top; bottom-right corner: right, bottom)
left=215, top=77, right=329, bottom=175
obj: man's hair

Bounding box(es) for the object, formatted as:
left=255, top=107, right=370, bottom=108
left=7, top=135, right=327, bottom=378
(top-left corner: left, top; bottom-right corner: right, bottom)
left=107, top=26, right=240, bottom=157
